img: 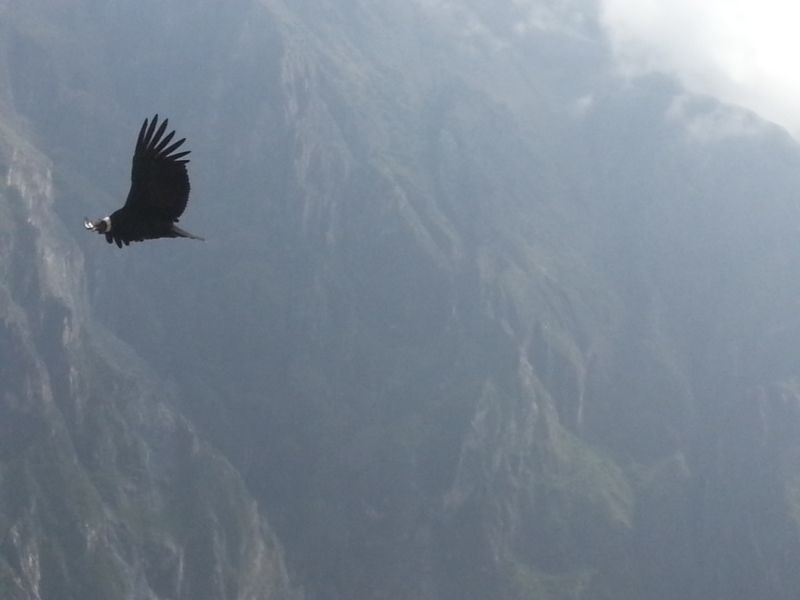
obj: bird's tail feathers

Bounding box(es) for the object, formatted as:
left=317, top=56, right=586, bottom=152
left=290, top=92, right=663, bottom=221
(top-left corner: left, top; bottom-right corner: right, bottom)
left=171, top=224, right=204, bottom=241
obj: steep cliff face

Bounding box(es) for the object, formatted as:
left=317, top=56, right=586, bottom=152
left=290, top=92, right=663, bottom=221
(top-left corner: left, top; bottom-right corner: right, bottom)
left=4, top=1, right=800, bottom=599
left=0, top=126, right=297, bottom=598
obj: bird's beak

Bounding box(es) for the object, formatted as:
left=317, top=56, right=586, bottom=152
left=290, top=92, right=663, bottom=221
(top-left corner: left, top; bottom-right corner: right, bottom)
left=84, top=217, right=97, bottom=231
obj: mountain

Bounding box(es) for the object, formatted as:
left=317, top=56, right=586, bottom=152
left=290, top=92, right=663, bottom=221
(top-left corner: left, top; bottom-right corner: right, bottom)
left=3, top=0, right=800, bottom=598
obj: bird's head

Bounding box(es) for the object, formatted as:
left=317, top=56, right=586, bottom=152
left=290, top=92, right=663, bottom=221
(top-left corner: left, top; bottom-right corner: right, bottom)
left=84, top=216, right=111, bottom=234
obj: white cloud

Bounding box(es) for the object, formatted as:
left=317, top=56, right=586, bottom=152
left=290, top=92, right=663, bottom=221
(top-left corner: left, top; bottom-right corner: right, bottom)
left=599, top=0, right=800, bottom=137
left=571, top=93, right=595, bottom=118
left=667, top=95, right=767, bottom=143
left=511, top=0, right=591, bottom=36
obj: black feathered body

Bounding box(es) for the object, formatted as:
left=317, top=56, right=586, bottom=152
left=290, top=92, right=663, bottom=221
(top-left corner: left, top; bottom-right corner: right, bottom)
left=104, top=206, right=190, bottom=247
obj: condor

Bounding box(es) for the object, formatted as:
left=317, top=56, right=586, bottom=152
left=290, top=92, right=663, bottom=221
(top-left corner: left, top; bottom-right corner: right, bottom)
left=85, top=115, right=203, bottom=247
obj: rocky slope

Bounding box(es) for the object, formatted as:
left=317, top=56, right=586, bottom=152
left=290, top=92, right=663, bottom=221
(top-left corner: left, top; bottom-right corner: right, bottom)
left=0, top=117, right=297, bottom=598
left=3, top=1, right=800, bottom=599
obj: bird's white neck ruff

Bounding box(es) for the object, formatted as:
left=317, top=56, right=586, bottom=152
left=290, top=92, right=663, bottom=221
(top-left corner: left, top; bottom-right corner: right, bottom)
left=102, top=216, right=112, bottom=232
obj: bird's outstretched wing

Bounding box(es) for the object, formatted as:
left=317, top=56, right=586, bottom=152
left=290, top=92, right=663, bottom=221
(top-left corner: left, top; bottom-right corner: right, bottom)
left=125, top=114, right=191, bottom=222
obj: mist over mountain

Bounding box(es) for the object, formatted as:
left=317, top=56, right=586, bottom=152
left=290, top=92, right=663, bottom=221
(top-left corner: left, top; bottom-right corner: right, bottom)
left=3, top=1, right=800, bottom=598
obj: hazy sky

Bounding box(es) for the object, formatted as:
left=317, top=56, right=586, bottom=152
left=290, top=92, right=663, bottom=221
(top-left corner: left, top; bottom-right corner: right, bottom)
left=599, top=0, right=800, bottom=136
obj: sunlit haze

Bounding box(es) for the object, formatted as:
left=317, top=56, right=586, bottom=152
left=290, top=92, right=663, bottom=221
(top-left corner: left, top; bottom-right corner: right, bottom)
left=600, top=0, right=800, bottom=137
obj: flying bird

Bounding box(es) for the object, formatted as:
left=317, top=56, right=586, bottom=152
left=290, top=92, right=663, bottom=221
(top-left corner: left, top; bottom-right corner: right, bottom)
left=84, top=114, right=203, bottom=247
